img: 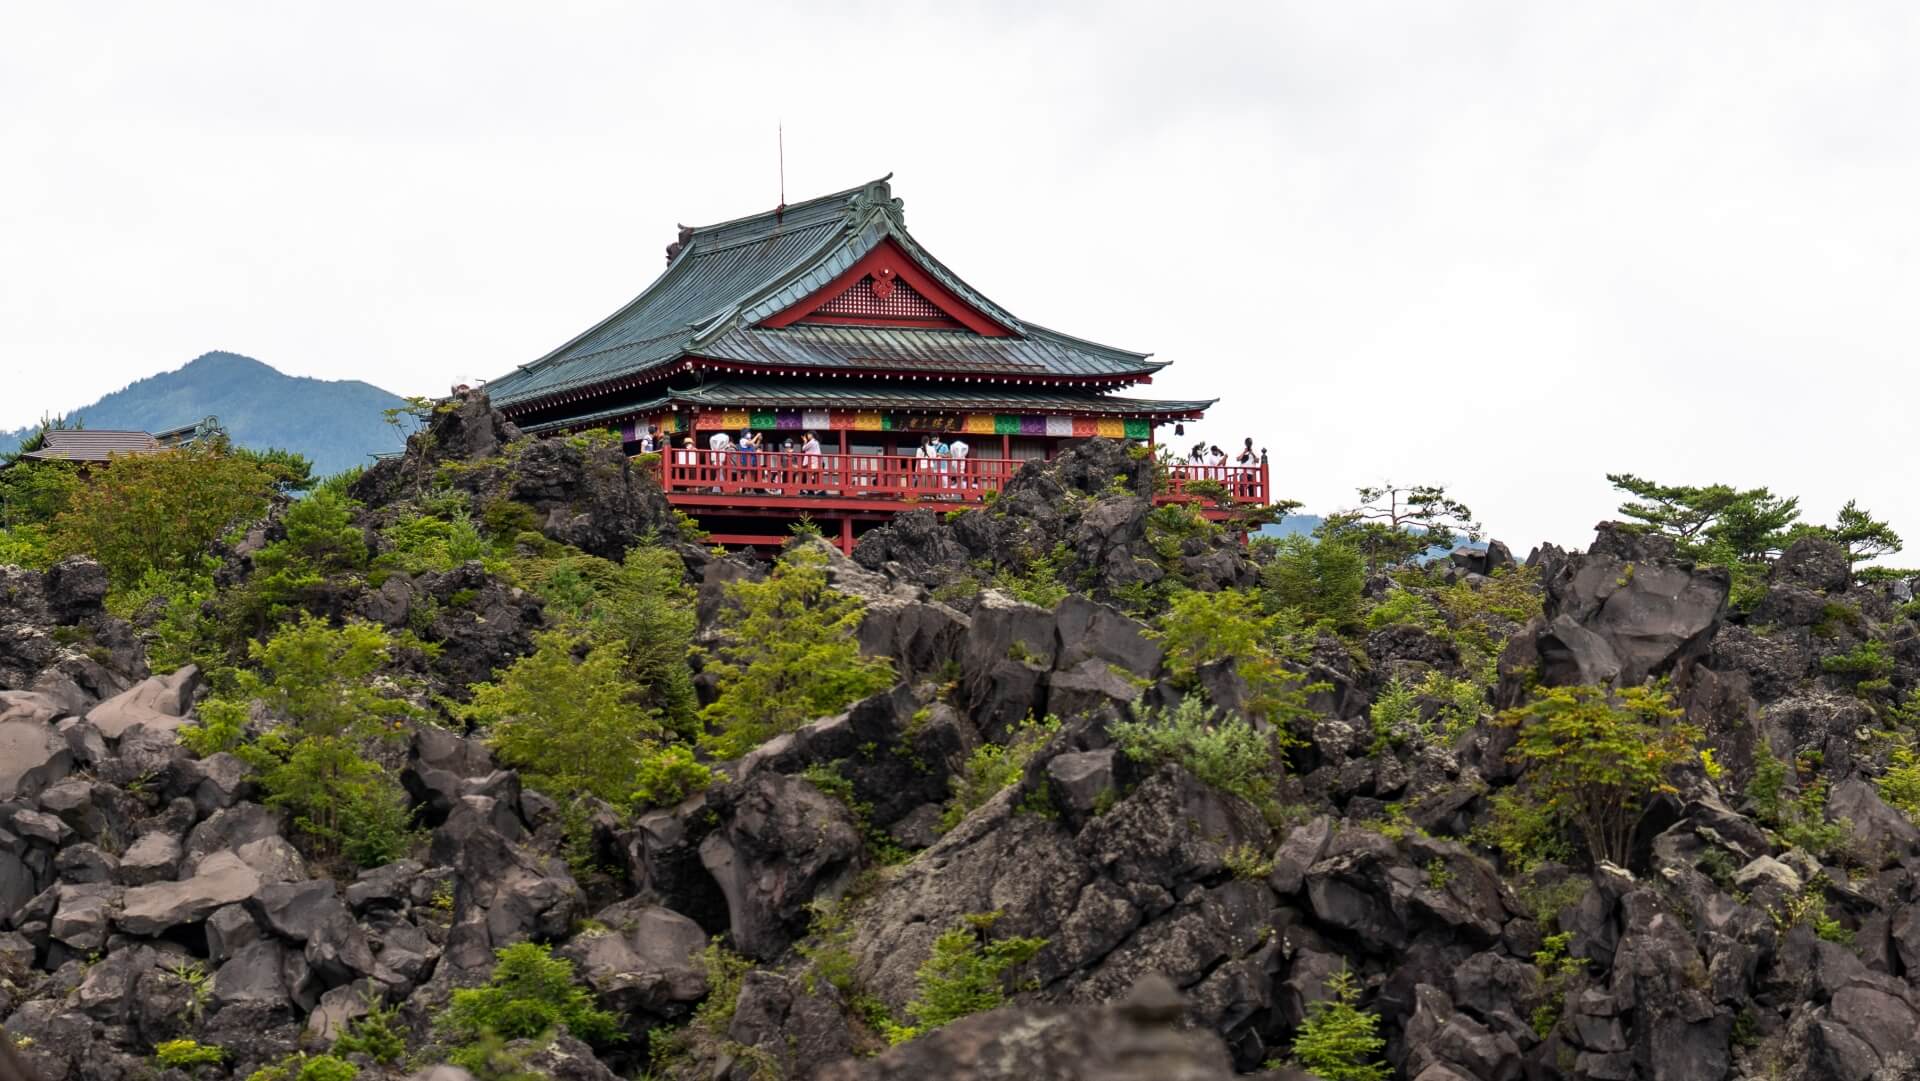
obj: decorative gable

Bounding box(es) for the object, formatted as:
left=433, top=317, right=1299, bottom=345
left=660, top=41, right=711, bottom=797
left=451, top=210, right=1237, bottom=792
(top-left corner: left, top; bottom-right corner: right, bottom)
left=761, top=238, right=1013, bottom=337
left=810, top=272, right=952, bottom=324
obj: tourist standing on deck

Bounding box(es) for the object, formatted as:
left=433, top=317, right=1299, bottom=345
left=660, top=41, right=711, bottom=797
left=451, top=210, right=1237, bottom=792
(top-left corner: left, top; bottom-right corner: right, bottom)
left=915, top=435, right=936, bottom=490
left=950, top=434, right=971, bottom=490
left=801, top=431, right=822, bottom=495
left=707, top=430, right=731, bottom=491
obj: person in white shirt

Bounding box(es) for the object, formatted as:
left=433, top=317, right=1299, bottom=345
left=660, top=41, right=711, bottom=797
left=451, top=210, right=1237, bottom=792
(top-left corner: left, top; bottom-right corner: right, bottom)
left=707, top=431, right=732, bottom=491
left=915, top=435, right=935, bottom=491
left=800, top=431, right=822, bottom=494
left=949, top=436, right=970, bottom=491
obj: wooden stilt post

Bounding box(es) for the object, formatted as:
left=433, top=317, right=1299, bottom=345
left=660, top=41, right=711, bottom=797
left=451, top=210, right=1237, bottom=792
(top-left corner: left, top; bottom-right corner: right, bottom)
left=840, top=516, right=853, bottom=556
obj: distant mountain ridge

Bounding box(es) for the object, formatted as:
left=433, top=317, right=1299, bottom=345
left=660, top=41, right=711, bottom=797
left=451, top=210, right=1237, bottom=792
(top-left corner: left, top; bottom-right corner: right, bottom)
left=0, top=352, right=408, bottom=477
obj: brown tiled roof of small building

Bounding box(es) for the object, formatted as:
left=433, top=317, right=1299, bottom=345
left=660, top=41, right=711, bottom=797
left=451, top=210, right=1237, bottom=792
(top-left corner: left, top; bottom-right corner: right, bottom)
left=20, top=429, right=161, bottom=463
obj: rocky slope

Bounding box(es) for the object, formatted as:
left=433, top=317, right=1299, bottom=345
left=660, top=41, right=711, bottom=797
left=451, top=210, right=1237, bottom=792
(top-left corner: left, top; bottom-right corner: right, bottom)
left=0, top=393, right=1917, bottom=1080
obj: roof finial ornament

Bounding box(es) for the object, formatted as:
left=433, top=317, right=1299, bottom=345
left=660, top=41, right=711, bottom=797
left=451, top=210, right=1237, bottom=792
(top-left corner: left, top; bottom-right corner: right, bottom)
left=665, top=224, right=694, bottom=266
left=850, top=175, right=904, bottom=226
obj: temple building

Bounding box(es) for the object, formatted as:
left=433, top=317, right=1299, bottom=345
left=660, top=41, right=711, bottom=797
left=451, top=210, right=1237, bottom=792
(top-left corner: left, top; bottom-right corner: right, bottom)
left=484, top=177, right=1264, bottom=550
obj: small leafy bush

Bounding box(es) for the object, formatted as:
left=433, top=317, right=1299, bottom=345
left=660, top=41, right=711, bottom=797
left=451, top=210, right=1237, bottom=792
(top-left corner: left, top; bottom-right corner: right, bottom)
left=699, top=544, right=895, bottom=759
left=1364, top=589, right=1443, bottom=633
left=331, top=993, right=406, bottom=1064
left=1747, top=753, right=1849, bottom=855
left=1878, top=746, right=1920, bottom=823
left=208, top=615, right=424, bottom=867
left=1289, top=969, right=1389, bottom=1081
left=1261, top=534, right=1365, bottom=632
left=632, top=743, right=714, bottom=809
left=893, top=912, right=1046, bottom=1041
left=1368, top=677, right=1422, bottom=749
left=1111, top=694, right=1277, bottom=808
left=245, top=1053, right=360, bottom=1081
left=1822, top=639, right=1895, bottom=692
left=437, top=942, right=619, bottom=1067
left=155, top=1038, right=226, bottom=1067
left=993, top=542, right=1070, bottom=608
left=1154, top=588, right=1321, bottom=730
left=940, top=714, right=1059, bottom=832
left=459, top=631, right=666, bottom=805
left=51, top=443, right=282, bottom=588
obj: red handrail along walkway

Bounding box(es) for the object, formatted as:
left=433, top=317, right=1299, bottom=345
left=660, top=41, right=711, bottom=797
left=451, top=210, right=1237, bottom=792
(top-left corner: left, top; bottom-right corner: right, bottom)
left=660, top=450, right=1267, bottom=512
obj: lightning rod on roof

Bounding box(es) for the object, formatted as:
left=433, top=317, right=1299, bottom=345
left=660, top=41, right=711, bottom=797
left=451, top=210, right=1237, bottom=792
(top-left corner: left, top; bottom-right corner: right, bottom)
left=776, top=121, right=786, bottom=221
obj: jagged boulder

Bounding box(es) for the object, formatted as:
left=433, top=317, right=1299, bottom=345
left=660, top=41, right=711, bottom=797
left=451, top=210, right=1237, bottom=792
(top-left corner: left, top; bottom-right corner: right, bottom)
left=84, top=665, right=201, bottom=739
left=1531, top=522, right=1730, bottom=688
left=699, top=771, right=863, bottom=960
left=559, top=902, right=708, bottom=1020
left=117, top=849, right=265, bottom=935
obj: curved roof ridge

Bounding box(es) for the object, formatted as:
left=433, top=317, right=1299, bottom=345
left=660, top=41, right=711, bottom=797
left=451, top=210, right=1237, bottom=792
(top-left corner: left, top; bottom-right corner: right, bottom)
left=685, top=175, right=890, bottom=249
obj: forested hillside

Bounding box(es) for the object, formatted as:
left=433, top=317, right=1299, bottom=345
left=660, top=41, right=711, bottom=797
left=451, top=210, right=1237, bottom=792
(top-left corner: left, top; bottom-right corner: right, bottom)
left=0, top=393, right=1915, bottom=1081
left=0, top=352, right=406, bottom=477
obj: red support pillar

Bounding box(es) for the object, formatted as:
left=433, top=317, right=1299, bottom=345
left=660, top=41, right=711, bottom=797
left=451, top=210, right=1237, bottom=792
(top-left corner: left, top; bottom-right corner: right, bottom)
left=839, top=515, right=853, bottom=556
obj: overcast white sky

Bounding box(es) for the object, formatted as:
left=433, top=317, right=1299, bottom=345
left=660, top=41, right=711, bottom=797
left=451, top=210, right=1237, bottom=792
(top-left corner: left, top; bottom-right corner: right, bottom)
left=3, top=2, right=1916, bottom=552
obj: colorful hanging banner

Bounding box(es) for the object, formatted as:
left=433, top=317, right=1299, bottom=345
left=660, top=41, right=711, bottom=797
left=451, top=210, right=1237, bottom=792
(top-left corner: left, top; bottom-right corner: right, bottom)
left=963, top=413, right=997, bottom=434
left=1044, top=415, right=1075, bottom=437
left=1123, top=418, right=1152, bottom=440
left=1094, top=417, right=1126, bottom=438
left=802, top=410, right=832, bottom=430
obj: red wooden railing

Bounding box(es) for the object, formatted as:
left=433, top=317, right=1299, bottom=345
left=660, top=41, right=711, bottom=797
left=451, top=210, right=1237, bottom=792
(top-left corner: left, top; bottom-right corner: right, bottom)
left=658, top=450, right=1268, bottom=508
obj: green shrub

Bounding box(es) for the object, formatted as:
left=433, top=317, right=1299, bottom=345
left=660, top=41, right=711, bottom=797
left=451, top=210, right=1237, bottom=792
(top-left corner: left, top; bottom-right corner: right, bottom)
left=460, top=631, right=666, bottom=806
left=632, top=743, right=714, bottom=809
left=226, top=614, right=423, bottom=739
left=1111, top=694, right=1277, bottom=808
left=1499, top=684, right=1699, bottom=866
left=438, top=942, right=619, bottom=1065
left=213, top=616, right=424, bottom=867
left=0, top=456, right=80, bottom=530
left=699, top=545, right=895, bottom=759
left=1476, top=789, right=1572, bottom=871
left=1261, top=535, right=1365, bottom=632
left=228, top=488, right=369, bottom=634
left=1155, top=588, right=1320, bottom=730
left=243, top=731, right=418, bottom=867
left=1289, top=969, right=1389, bottom=1081
left=245, top=1053, right=360, bottom=1081
left=51, top=443, right=281, bottom=588
left=893, top=912, right=1046, bottom=1041
left=331, top=993, right=406, bottom=1064
left=376, top=508, right=496, bottom=577
left=522, top=545, right=701, bottom=737
left=1772, top=875, right=1852, bottom=944
left=1878, top=746, right=1920, bottom=823
left=940, top=715, right=1059, bottom=832
left=1822, top=639, right=1895, bottom=692
left=110, top=567, right=219, bottom=674
left=993, top=542, right=1070, bottom=608
left=693, top=939, right=754, bottom=1037
left=0, top=524, right=54, bottom=570
left=155, top=1038, right=226, bottom=1067
left=1364, top=589, right=1443, bottom=632
left=1369, top=677, right=1422, bottom=749
left=1747, top=753, right=1849, bottom=855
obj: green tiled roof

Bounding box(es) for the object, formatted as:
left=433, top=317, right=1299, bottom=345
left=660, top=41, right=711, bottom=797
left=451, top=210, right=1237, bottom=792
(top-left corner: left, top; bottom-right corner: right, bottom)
left=485, top=178, right=1165, bottom=411
left=666, top=379, right=1211, bottom=418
